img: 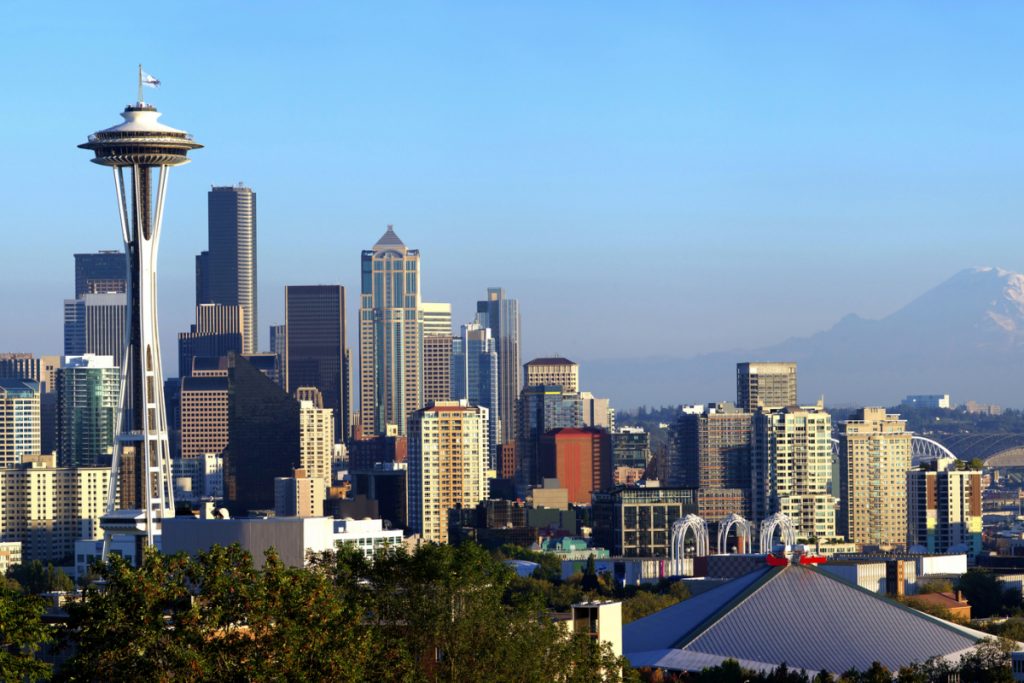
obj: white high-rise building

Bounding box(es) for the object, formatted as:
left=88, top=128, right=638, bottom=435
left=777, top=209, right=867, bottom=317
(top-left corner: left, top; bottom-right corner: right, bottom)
left=407, top=400, right=489, bottom=543
left=299, top=397, right=334, bottom=485
left=0, top=379, right=40, bottom=468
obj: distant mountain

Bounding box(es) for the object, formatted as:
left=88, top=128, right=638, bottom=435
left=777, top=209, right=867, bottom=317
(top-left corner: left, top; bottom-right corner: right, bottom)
left=586, top=267, right=1024, bottom=410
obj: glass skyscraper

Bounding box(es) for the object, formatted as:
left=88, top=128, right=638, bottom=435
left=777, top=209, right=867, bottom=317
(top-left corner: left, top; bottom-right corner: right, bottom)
left=359, top=226, right=423, bottom=436
left=55, top=355, right=119, bottom=468
left=476, top=288, right=520, bottom=445
left=196, top=184, right=257, bottom=354
left=451, top=323, right=499, bottom=467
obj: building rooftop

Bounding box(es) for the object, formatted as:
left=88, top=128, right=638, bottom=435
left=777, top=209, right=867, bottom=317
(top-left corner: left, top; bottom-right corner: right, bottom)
left=525, top=357, right=577, bottom=366
left=624, top=564, right=989, bottom=675
left=0, top=378, right=39, bottom=396
left=373, top=224, right=405, bottom=249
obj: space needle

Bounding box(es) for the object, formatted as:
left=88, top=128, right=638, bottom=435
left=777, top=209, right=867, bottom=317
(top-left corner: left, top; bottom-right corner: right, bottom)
left=79, top=67, right=201, bottom=559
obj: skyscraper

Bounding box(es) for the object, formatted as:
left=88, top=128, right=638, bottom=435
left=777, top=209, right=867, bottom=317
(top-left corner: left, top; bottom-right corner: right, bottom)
left=177, top=304, right=244, bottom=379
left=298, top=392, right=334, bottom=485
left=56, top=355, right=119, bottom=468
left=285, top=285, right=349, bottom=442
left=751, top=403, right=835, bottom=539
left=74, top=251, right=126, bottom=298
left=670, top=403, right=752, bottom=523
left=407, top=400, right=489, bottom=543
left=421, top=302, right=452, bottom=405
left=0, top=379, right=40, bottom=468
left=270, top=324, right=286, bottom=386
left=196, top=184, right=257, bottom=354
left=63, top=293, right=127, bottom=367
left=517, top=385, right=583, bottom=487
left=538, top=427, right=613, bottom=505
left=737, top=362, right=797, bottom=412
left=839, top=407, right=913, bottom=548
left=79, top=84, right=201, bottom=552
left=179, top=369, right=229, bottom=460
left=451, top=323, right=499, bottom=466
left=359, top=226, right=423, bottom=436
left=907, top=457, right=983, bottom=556
left=476, top=288, right=520, bottom=445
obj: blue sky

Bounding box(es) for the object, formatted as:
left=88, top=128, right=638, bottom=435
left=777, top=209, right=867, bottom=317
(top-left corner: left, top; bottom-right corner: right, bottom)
left=2, top=2, right=1023, bottom=378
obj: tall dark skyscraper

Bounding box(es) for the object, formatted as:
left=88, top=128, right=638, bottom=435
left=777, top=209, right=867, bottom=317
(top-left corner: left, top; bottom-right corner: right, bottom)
left=285, top=285, right=350, bottom=442
left=476, top=288, right=520, bottom=445
left=74, top=251, right=126, bottom=297
left=196, top=184, right=257, bottom=354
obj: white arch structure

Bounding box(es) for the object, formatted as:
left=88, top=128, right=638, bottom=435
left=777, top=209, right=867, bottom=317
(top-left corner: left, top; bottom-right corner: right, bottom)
left=834, top=435, right=957, bottom=465
left=759, top=512, right=797, bottom=554
left=717, top=514, right=753, bottom=555
left=670, top=514, right=709, bottom=576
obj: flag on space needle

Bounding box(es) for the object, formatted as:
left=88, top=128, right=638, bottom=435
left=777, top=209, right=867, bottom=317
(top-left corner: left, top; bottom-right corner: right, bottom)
left=141, top=71, right=161, bottom=88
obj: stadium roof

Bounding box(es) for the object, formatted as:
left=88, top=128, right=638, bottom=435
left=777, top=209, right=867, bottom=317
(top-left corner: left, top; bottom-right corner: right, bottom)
left=624, top=564, right=990, bottom=675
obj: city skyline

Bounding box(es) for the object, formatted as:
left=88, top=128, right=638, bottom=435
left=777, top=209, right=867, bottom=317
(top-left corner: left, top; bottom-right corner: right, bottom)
left=5, top=4, right=1024, bottom=411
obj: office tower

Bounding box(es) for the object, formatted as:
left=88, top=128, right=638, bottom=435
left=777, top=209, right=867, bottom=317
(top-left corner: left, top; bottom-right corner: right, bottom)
left=0, top=353, right=60, bottom=393
left=517, top=385, right=583, bottom=487
left=407, top=400, right=489, bottom=543
left=179, top=369, right=229, bottom=460
left=270, top=324, right=286, bottom=385
left=0, top=454, right=110, bottom=562
left=298, top=390, right=334, bottom=484
left=274, top=469, right=326, bottom=518
left=177, top=304, right=244, bottom=378
left=524, top=357, right=579, bottom=394
left=0, top=379, right=40, bottom=467
left=64, top=293, right=127, bottom=367
left=80, top=88, right=201, bottom=553
left=285, top=285, right=348, bottom=441
left=752, top=403, right=836, bottom=539
left=736, top=362, right=797, bottom=411
left=196, top=184, right=257, bottom=354
left=351, top=463, right=408, bottom=530
left=476, top=288, right=521, bottom=445
left=422, top=303, right=453, bottom=405
left=838, top=407, right=913, bottom=548
left=348, top=428, right=407, bottom=471
left=592, top=487, right=698, bottom=557
left=74, top=251, right=126, bottom=297
left=538, top=427, right=612, bottom=505
left=222, top=354, right=300, bottom=514
left=580, top=392, right=615, bottom=431
left=611, top=427, right=651, bottom=470
left=907, top=457, right=983, bottom=557
left=359, top=226, right=423, bottom=436
left=55, top=355, right=119, bottom=468
left=671, top=403, right=752, bottom=523
left=451, top=323, right=500, bottom=466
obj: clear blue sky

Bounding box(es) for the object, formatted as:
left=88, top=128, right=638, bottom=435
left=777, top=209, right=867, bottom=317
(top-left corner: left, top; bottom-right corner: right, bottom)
left=2, top=2, right=1023, bottom=377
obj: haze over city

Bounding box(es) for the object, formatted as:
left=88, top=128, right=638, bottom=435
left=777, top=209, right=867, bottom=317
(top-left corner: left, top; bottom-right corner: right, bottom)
left=4, top=3, right=1024, bottom=408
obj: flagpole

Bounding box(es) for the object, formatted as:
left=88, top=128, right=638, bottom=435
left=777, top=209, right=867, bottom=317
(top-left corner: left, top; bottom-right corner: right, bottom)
left=138, top=64, right=143, bottom=105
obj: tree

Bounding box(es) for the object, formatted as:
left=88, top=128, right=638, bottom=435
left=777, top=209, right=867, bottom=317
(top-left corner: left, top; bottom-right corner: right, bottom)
left=0, top=582, right=51, bottom=682
left=581, top=554, right=600, bottom=593
left=916, top=579, right=954, bottom=594
left=8, top=561, right=74, bottom=594
left=958, top=570, right=1013, bottom=618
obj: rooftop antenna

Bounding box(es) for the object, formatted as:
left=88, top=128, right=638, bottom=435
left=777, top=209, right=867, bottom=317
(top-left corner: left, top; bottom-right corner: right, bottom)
left=137, top=64, right=144, bottom=105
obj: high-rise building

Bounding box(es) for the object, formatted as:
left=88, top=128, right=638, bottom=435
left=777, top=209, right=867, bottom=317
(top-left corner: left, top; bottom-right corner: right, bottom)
left=63, top=293, right=127, bottom=367
left=907, top=457, right=983, bottom=557
left=0, top=379, right=40, bottom=468
left=580, top=392, right=615, bottom=431
left=737, top=362, right=797, bottom=412
left=0, top=454, right=110, bottom=562
left=476, top=288, right=521, bottom=445
left=177, top=304, right=244, bottom=379
left=74, top=251, right=126, bottom=298
left=274, top=469, right=326, bottom=518
left=55, top=355, right=119, bottom=468
left=196, top=184, right=257, bottom=354
left=517, top=385, right=583, bottom=488
left=591, top=486, right=698, bottom=558
left=752, top=403, right=836, bottom=539
left=524, top=357, right=579, bottom=394
left=298, top=390, right=334, bottom=485
left=270, top=324, right=286, bottom=385
left=422, top=302, right=453, bottom=406
left=285, top=285, right=349, bottom=442
left=0, top=354, right=60, bottom=393
left=407, top=400, right=489, bottom=543
left=222, top=354, right=300, bottom=514
left=538, top=427, right=613, bottom=505
left=670, top=402, right=752, bottom=522
left=451, top=323, right=500, bottom=466
left=80, top=90, right=201, bottom=553
left=359, top=226, right=423, bottom=436
left=838, top=407, right=913, bottom=548
left=179, top=371, right=229, bottom=460
left=610, top=427, right=651, bottom=471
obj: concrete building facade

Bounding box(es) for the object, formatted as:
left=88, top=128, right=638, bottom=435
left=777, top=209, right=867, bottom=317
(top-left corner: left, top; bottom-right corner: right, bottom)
left=736, top=362, right=797, bottom=412
left=524, top=357, right=579, bottom=394
left=907, top=457, right=983, bottom=556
